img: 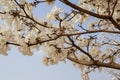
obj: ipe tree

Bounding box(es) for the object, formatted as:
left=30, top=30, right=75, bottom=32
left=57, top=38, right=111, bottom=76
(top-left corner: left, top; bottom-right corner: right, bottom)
left=0, top=0, right=120, bottom=80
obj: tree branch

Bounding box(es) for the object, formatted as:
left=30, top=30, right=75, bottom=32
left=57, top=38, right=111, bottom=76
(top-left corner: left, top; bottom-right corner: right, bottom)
left=60, top=0, right=120, bottom=30
left=14, top=0, right=52, bottom=28
left=60, top=0, right=111, bottom=19
left=67, top=36, right=95, bottom=62
left=111, top=0, right=118, bottom=16
left=68, top=56, right=120, bottom=70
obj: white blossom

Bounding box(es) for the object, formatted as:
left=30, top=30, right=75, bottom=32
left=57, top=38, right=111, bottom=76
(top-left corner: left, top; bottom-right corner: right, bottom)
left=46, top=6, right=63, bottom=21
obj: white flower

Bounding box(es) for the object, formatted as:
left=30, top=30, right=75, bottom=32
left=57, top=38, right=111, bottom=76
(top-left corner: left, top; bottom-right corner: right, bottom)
left=24, top=30, right=38, bottom=43
left=42, top=57, right=49, bottom=66
left=24, top=3, right=34, bottom=16
left=46, top=6, right=63, bottom=20
left=61, top=20, right=74, bottom=29
left=46, top=13, right=55, bottom=21
left=49, top=58, right=58, bottom=65
left=51, top=6, right=63, bottom=14
left=78, top=37, right=88, bottom=47
left=0, top=44, right=10, bottom=56
left=81, top=72, right=89, bottom=80
left=19, top=43, right=33, bottom=56
left=43, top=44, right=57, bottom=57
left=90, top=47, right=101, bottom=57
left=19, top=0, right=25, bottom=4
left=88, top=22, right=95, bottom=31
left=0, top=35, right=10, bottom=55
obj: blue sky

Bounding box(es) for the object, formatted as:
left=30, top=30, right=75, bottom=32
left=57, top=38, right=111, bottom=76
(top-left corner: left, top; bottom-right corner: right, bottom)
left=0, top=47, right=111, bottom=80
left=0, top=0, right=112, bottom=80
left=0, top=46, right=82, bottom=80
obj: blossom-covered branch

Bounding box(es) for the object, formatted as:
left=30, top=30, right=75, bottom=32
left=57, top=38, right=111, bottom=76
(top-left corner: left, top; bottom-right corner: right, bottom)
left=0, top=0, right=120, bottom=80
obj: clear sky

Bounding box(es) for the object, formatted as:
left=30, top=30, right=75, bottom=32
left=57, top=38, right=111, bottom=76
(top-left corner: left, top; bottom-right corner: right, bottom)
left=0, top=0, right=112, bottom=80
left=0, top=46, right=82, bottom=80
left=0, top=47, right=111, bottom=80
